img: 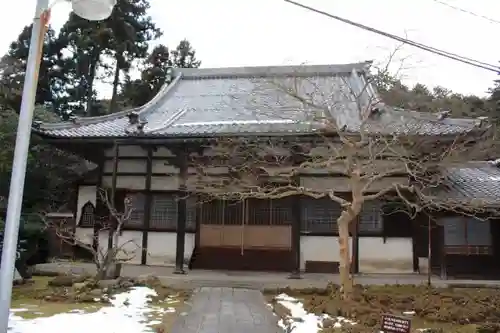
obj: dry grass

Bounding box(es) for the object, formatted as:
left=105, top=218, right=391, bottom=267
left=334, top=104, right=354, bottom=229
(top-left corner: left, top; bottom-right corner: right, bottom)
left=264, top=284, right=500, bottom=333
left=11, top=277, right=105, bottom=319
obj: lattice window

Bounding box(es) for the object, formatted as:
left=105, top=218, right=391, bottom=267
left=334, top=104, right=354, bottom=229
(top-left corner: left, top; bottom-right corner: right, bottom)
left=443, top=216, right=491, bottom=246
left=79, top=201, right=95, bottom=228
left=270, top=197, right=293, bottom=225
left=301, top=197, right=340, bottom=233
left=199, top=200, right=243, bottom=225
left=186, top=197, right=197, bottom=231
left=199, top=200, right=221, bottom=225
left=248, top=199, right=270, bottom=225
left=150, top=194, right=177, bottom=229
left=125, top=193, right=145, bottom=228
left=359, top=200, right=383, bottom=234
left=150, top=194, right=196, bottom=231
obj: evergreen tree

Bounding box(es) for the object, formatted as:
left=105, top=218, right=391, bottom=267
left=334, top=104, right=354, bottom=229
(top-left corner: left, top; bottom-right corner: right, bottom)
left=57, top=0, right=161, bottom=116
left=0, top=25, right=63, bottom=113
left=121, top=40, right=201, bottom=107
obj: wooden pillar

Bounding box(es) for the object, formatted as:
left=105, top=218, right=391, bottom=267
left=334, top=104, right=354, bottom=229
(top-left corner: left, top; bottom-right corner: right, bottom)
left=108, top=143, right=119, bottom=250
left=411, top=217, right=419, bottom=273
left=93, top=152, right=105, bottom=252
left=439, top=223, right=447, bottom=280
left=174, top=146, right=188, bottom=274
left=351, top=215, right=360, bottom=274
left=141, top=147, right=153, bottom=265
left=289, top=193, right=302, bottom=279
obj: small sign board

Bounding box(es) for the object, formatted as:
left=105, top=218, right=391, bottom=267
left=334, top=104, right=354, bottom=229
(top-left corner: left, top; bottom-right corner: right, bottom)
left=381, top=314, right=411, bottom=333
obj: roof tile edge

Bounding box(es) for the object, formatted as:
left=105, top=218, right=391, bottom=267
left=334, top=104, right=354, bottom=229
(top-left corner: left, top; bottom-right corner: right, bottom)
left=176, top=61, right=374, bottom=79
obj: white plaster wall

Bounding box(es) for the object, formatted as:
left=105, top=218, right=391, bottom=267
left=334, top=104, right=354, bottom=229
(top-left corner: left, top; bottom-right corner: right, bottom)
left=102, top=175, right=146, bottom=190
left=300, top=236, right=414, bottom=273
left=74, top=227, right=94, bottom=245
left=76, top=185, right=97, bottom=224
left=358, top=237, right=414, bottom=273
left=97, top=230, right=143, bottom=265
left=300, top=236, right=352, bottom=271
left=147, top=232, right=195, bottom=266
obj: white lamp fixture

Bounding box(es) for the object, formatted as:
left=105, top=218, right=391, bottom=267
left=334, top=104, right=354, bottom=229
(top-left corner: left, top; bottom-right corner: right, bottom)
left=71, top=0, right=117, bottom=21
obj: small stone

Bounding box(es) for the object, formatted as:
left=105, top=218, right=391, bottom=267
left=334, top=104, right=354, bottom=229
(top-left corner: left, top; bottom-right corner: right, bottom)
left=97, top=279, right=120, bottom=289
left=120, top=281, right=134, bottom=289
left=73, top=282, right=87, bottom=290
left=48, top=275, right=86, bottom=287
left=89, top=289, right=104, bottom=297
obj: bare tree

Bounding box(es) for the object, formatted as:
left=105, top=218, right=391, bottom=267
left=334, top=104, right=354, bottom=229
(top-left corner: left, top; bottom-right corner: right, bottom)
left=43, top=188, right=141, bottom=280
left=187, top=56, right=496, bottom=299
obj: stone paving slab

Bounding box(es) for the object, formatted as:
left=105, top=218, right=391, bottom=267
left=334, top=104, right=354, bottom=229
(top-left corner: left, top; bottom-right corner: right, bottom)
left=171, top=287, right=281, bottom=333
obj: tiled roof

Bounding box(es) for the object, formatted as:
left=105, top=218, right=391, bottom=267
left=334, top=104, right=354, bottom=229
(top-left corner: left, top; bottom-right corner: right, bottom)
left=423, top=162, right=500, bottom=208
left=34, top=62, right=485, bottom=139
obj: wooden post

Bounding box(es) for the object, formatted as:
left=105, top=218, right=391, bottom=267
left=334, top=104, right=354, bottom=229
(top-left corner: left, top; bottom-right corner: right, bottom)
left=289, top=193, right=302, bottom=279
left=174, top=146, right=188, bottom=274
left=141, top=147, right=153, bottom=265
left=427, top=214, right=432, bottom=286
left=108, top=143, right=119, bottom=250
left=93, top=153, right=105, bottom=252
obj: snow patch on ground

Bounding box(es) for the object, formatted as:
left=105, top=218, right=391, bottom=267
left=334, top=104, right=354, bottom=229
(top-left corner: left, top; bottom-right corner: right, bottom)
left=274, top=294, right=430, bottom=333
left=8, top=287, right=174, bottom=333
left=274, top=293, right=357, bottom=332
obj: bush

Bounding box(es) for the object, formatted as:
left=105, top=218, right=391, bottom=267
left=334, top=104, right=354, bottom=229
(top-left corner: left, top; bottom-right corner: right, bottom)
left=0, top=214, right=48, bottom=267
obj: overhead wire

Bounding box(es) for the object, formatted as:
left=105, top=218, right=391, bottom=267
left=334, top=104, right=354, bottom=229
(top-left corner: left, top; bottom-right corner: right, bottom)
left=283, top=0, right=500, bottom=73
left=430, top=0, right=500, bottom=26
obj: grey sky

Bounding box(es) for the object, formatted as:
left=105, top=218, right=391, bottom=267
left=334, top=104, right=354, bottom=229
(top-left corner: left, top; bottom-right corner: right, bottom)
left=1, top=0, right=499, bottom=97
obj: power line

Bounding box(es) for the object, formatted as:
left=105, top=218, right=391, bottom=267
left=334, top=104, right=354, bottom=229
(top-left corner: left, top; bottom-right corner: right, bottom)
left=284, top=0, right=500, bottom=73
left=431, top=0, right=500, bottom=25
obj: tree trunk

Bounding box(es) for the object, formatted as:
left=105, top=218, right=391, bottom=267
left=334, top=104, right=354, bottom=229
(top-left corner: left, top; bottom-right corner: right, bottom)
left=86, top=49, right=100, bottom=115
left=337, top=212, right=353, bottom=299
left=109, top=59, right=120, bottom=113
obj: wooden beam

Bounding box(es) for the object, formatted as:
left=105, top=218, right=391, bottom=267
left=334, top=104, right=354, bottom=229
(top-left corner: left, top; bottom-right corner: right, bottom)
left=174, top=146, right=188, bottom=274
left=108, top=143, right=119, bottom=250
left=94, top=153, right=105, bottom=252
left=141, top=147, right=153, bottom=265
left=289, top=191, right=302, bottom=279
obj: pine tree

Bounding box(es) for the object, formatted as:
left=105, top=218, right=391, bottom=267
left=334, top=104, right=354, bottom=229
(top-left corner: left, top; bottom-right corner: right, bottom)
left=121, top=40, right=201, bottom=107
left=0, top=25, right=63, bottom=113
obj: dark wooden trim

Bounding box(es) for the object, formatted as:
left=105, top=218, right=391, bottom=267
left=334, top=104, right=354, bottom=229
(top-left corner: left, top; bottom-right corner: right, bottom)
left=411, top=218, right=419, bottom=272
left=300, top=231, right=384, bottom=237
left=174, top=147, right=188, bottom=274
left=141, top=147, right=153, bottom=265
left=305, top=261, right=339, bottom=273
left=72, top=183, right=79, bottom=221
left=93, top=154, right=105, bottom=251
left=76, top=225, right=196, bottom=233
left=289, top=193, right=302, bottom=279
left=104, top=156, right=176, bottom=161
left=102, top=172, right=174, bottom=177
left=195, top=195, right=201, bottom=247
left=108, top=143, right=119, bottom=249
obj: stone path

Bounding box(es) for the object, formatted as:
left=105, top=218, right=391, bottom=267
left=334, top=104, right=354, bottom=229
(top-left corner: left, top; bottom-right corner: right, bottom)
left=171, top=287, right=281, bottom=333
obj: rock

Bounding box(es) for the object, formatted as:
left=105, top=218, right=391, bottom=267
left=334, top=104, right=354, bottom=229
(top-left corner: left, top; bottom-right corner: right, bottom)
left=136, top=274, right=161, bottom=287
left=73, top=282, right=87, bottom=290
left=48, top=275, right=86, bottom=287
left=97, top=279, right=120, bottom=289
left=89, top=289, right=104, bottom=297
left=120, top=280, right=134, bottom=289
left=78, top=294, right=97, bottom=303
